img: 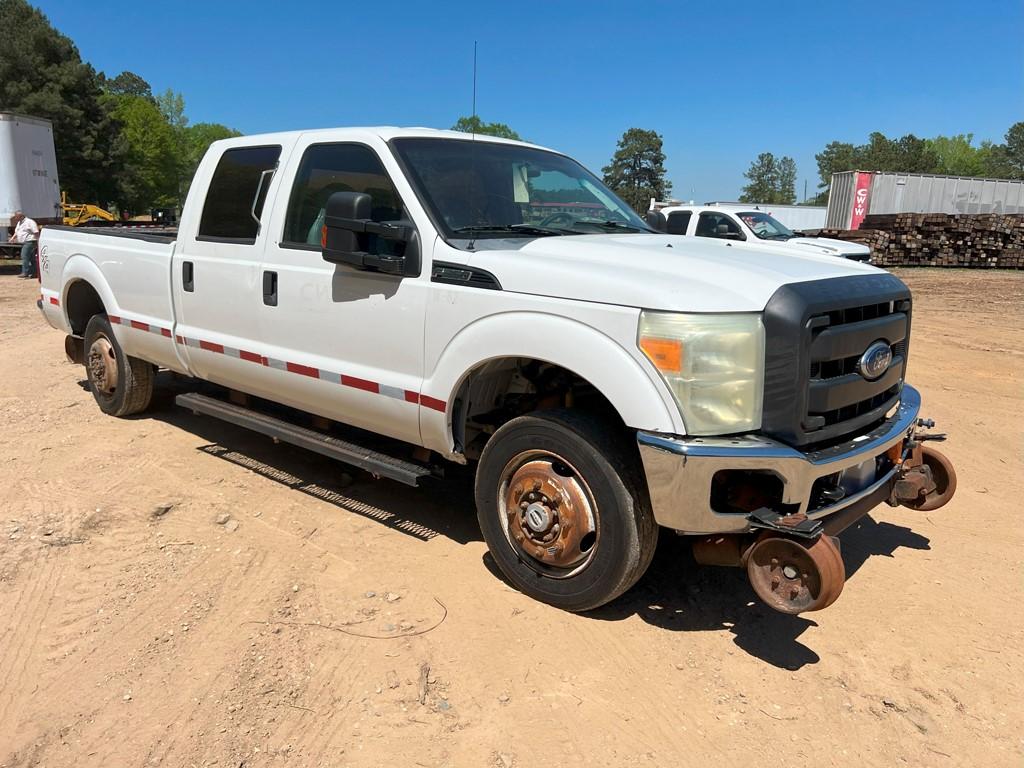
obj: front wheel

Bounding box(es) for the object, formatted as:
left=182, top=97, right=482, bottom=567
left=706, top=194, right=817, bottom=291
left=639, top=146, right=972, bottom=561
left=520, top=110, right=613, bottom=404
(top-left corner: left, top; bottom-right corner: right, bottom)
left=475, top=410, right=658, bottom=612
left=84, top=314, right=154, bottom=417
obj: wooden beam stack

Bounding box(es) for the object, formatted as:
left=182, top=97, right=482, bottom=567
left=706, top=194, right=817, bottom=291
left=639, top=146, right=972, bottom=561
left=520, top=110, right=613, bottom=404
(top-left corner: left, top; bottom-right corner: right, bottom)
left=802, top=213, right=1024, bottom=268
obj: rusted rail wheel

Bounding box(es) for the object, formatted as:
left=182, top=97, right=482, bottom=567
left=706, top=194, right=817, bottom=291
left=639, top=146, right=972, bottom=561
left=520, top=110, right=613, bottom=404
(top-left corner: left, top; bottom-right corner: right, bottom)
left=902, top=446, right=957, bottom=511
left=746, top=533, right=845, bottom=614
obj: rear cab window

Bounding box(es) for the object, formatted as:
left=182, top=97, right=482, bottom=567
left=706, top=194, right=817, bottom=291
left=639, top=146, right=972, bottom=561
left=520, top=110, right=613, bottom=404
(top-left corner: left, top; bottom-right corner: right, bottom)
left=666, top=210, right=692, bottom=235
left=197, top=145, right=282, bottom=243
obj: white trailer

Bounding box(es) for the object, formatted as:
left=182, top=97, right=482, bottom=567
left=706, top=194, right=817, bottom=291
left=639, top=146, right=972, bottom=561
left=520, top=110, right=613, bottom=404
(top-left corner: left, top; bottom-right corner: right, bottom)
left=1, top=113, right=61, bottom=229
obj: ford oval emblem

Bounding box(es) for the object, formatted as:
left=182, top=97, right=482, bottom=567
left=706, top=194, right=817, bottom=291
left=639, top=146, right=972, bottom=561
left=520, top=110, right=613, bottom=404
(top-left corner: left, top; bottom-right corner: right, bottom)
left=857, top=340, right=893, bottom=381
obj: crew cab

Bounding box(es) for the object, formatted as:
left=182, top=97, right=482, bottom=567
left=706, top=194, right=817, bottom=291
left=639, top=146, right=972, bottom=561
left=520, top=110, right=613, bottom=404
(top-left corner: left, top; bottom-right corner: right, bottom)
left=647, top=201, right=872, bottom=261
left=36, top=128, right=954, bottom=614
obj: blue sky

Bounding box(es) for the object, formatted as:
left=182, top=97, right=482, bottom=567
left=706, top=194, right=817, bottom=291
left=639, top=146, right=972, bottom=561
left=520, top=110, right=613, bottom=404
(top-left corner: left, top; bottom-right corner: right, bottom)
left=40, top=0, right=1024, bottom=202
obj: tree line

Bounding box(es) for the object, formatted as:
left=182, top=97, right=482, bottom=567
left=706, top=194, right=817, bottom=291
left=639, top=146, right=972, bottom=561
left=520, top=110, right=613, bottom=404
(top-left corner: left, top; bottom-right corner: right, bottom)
left=0, top=0, right=239, bottom=216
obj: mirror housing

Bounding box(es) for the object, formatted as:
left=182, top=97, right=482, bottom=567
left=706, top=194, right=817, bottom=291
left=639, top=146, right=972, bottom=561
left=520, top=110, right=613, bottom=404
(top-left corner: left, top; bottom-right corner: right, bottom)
left=645, top=210, right=667, bottom=232
left=321, top=191, right=419, bottom=276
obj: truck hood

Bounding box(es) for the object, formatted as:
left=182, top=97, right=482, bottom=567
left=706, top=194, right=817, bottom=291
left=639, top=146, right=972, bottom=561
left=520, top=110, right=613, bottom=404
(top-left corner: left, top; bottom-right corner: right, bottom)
left=785, top=236, right=871, bottom=258
left=466, top=233, right=881, bottom=313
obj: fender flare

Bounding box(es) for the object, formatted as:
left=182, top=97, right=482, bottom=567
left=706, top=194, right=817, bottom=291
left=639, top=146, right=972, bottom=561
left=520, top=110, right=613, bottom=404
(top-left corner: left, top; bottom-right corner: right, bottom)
left=61, top=254, right=119, bottom=325
left=420, top=311, right=685, bottom=455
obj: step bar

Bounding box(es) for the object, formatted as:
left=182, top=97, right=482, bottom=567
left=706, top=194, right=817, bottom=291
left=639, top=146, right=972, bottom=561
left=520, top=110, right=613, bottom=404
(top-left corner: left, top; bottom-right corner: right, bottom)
left=175, top=393, right=432, bottom=487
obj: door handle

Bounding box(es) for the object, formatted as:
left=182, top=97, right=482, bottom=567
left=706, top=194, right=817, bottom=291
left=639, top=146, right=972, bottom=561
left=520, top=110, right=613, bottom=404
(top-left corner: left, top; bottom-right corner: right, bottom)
left=263, top=270, right=278, bottom=306
left=182, top=261, right=194, bottom=292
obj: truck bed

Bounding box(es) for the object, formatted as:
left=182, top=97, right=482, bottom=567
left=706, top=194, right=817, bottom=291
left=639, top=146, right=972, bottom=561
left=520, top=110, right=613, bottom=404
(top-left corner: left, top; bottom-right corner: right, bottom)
left=44, top=224, right=178, bottom=243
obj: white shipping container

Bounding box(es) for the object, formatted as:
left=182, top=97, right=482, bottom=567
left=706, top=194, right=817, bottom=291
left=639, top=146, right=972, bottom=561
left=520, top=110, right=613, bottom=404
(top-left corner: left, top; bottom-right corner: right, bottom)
left=826, top=170, right=1024, bottom=228
left=0, top=113, right=61, bottom=228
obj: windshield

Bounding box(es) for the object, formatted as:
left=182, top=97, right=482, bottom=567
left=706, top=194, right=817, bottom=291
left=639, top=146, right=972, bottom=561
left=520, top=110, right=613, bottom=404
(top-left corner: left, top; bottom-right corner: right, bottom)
left=391, top=138, right=651, bottom=240
left=737, top=211, right=795, bottom=240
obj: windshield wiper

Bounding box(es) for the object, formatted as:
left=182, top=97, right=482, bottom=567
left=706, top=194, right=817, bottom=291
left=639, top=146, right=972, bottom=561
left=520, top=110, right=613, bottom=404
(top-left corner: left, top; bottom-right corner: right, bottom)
left=451, top=224, right=569, bottom=237
left=576, top=220, right=651, bottom=233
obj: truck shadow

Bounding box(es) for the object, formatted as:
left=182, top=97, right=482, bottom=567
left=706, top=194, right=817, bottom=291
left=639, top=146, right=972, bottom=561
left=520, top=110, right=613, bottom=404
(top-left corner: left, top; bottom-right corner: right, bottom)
left=574, top=519, right=930, bottom=670
left=141, top=373, right=930, bottom=668
left=144, top=376, right=482, bottom=546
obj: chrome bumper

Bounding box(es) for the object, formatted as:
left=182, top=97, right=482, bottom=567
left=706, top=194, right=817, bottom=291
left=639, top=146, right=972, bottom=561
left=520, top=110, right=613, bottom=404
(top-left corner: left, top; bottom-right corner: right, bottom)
left=637, top=385, right=921, bottom=534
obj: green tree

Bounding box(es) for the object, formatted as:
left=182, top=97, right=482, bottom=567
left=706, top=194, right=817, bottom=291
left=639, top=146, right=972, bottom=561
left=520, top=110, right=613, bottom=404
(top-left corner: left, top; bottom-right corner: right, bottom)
left=181, top=122, right=242, bottom=197
left=0, top=0, right=124, bottom=205
left=739, top=152, right=797, bottom=204
left=983, top=122, right=1024, bottom=179
left=101, top=71, right=153, bottom=100
left=110, top=95, right=179, bottom=212
left=451, top=115, right=521, bottom=140
left=155, top=89, right=189, bottom=204
left=602, top=128, right=671, bottom=213
left=927, top=134, right=989, bottom=176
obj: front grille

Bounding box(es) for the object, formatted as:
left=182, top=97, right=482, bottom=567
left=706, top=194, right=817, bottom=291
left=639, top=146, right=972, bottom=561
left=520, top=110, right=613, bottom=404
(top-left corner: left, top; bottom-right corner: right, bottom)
left=761, top=274, right=912, bottom=447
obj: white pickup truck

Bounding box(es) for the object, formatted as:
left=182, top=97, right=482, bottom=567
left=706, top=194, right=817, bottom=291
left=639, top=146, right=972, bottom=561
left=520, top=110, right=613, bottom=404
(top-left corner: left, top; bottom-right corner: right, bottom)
left=36, top=127, right=955, bottom=614
left=647, top=201, right=872, bottom=262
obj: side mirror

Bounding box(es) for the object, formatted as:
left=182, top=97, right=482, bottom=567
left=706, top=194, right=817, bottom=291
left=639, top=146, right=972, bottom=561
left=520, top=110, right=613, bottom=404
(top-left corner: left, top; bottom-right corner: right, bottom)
left=645, top=210, right=667, bottom=232
left=321, top=191, right=420, bottom=276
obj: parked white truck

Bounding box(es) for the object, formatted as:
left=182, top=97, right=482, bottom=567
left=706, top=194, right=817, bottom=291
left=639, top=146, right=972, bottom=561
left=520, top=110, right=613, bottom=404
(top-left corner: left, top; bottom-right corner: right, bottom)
left=36, top=127, right=955, bottom=614
left=647, top=201, right=871, bottom=261
left=2, top=113, right=61, bottom=258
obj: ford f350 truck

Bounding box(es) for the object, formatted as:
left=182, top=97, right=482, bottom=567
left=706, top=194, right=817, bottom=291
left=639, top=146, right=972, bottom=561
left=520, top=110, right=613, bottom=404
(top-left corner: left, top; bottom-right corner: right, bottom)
left=36, top=127, right=956, bottom=614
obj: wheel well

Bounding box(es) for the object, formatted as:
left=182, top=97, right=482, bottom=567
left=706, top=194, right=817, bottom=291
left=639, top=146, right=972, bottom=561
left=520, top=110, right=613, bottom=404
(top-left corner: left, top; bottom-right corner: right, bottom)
left=65, top=280, right=106, bottom=336
left=452, top=357, right=625, bottom=460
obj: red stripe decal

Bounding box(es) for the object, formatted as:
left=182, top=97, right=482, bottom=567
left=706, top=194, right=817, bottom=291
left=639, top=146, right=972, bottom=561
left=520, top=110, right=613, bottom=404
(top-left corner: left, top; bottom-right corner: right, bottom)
left=161, top=327, right=172, bottom=337
left=109, top=315, right=122, bottom=324
left=130, top=320, right=149, bottom=331
left=239, top=350, right=262, bottom=364
left=199, top=340, right=224, bottom=354
left=340, top=374, right=379, bottom=394
left=175, top=335, right=184, bottom=344
left=286, top=362, right=320, bottom=378
left=420, top=395, right=447, bottom=412
left=49, top=296, right=60, bottom=306
left=404, top=390, right=419, bottom=404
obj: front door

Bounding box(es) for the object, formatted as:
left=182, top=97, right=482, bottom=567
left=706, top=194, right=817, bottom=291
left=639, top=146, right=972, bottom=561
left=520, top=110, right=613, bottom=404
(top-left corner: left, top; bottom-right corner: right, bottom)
left=257, top=139, right=429, bottom=446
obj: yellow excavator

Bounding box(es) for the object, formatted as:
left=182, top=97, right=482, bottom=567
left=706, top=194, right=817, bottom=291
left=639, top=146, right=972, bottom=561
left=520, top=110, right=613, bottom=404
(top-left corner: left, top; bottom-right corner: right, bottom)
left=60, top=191, right=116, bottom=227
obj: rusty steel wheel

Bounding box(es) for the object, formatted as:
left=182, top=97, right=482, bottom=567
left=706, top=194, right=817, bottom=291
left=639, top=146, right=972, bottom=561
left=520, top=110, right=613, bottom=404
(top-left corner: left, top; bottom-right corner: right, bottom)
left=746, top=533, right=845, bottom=614
left=83, top=314, right=155, bottom=417
left=498, top=451, right=600, bottom=578
left=903, top=446, right=958, bottom=512
left=87, top=334, right=119, bottom=397
left=475, top=410, right=658, bottom=612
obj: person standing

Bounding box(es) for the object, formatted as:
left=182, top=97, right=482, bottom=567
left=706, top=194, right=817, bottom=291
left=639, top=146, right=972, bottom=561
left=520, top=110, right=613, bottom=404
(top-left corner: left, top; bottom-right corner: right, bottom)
left=8, top=211, right=39, bottom=279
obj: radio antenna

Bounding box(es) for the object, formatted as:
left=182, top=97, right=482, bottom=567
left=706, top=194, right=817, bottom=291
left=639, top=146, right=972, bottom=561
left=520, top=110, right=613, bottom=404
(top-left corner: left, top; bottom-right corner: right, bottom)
left=472, top=40, right=478, bottom=130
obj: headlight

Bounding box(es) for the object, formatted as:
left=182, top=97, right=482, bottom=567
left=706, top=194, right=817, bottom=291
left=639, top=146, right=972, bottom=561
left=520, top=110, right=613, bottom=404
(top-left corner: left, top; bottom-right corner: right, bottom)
left=638, top=311, right=764, bottom=435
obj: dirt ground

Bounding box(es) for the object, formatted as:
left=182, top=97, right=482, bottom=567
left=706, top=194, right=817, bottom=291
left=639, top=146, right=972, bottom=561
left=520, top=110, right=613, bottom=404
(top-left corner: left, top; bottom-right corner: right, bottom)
left=0, top=264, right=1021, bottom=768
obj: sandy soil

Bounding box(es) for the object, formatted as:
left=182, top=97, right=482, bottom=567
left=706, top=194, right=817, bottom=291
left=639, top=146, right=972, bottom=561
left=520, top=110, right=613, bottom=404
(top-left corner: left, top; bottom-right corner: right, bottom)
left=0, top=264, right=1021, bottom=767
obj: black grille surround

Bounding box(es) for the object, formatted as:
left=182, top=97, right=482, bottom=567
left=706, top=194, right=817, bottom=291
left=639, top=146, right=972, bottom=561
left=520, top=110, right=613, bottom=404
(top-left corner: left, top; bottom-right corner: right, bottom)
left=761, top=274, right=912, bottom=448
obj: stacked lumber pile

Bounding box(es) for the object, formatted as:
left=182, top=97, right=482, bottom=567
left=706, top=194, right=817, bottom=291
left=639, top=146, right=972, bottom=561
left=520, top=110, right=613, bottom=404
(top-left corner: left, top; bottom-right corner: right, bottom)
left=803, top=213, right=1024, bottom=268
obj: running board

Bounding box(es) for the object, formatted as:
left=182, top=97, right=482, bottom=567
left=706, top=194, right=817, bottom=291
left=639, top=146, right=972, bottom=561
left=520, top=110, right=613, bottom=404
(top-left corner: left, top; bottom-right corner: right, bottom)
left=175, top=393, right=432, bottom=486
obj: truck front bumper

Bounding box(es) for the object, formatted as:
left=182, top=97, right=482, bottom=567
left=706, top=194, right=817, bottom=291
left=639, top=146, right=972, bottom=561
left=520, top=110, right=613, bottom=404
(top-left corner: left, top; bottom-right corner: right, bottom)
left=637, top=385, right=921, bottom=535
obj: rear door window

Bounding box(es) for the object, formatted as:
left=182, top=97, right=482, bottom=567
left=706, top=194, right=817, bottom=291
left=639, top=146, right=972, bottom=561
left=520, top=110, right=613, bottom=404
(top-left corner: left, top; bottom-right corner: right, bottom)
left=695, top=212, right=745, bottom=240
left=282, top=143, right=403, bottom=247
left=667, top=211, right=692, bottom=235
left=197, top=145, right=282, bottom=243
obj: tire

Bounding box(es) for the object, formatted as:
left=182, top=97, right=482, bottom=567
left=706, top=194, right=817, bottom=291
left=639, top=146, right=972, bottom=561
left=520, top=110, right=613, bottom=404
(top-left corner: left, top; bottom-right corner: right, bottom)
left=84, top=314, right=154, bottom=417
left=475, top=409, right=658, bottom=612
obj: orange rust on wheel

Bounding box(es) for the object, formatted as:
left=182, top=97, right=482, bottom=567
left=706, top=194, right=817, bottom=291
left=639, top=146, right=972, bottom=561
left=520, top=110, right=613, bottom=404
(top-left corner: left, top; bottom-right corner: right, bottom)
left=746, top=533, right=846, bottom=614
left=87, top=335, right=118, bottom=394
left=903, top=446, right=957, bottom=511
left=502, top=457, right=597, bottom=571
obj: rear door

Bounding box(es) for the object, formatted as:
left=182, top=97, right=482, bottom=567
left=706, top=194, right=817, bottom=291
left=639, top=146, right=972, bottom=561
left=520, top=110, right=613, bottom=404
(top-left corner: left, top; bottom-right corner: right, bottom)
left=255, top=138, right=429, bottom=445
left=170, top=143, right=286, bottom=390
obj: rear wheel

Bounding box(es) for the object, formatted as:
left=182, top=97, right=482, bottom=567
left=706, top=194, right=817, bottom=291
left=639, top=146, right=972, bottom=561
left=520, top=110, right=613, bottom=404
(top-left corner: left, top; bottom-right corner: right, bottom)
left=84, top=314, right=154, bottom=417
left=475, top=410, right=658, bottom=612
